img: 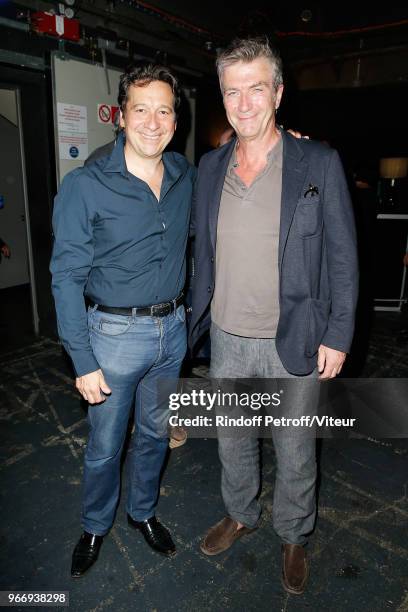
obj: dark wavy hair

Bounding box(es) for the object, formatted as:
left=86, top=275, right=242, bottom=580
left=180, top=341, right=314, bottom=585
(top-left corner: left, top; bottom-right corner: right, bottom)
left=118, top=63, right=180, bottom=114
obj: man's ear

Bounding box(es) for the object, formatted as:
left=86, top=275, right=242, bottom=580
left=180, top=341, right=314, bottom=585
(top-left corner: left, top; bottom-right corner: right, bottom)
left=119, top=110, right=125, bottom=129
left=275, top=84, right=284, bottom=111
left=174, top=120, right=177, bottom=132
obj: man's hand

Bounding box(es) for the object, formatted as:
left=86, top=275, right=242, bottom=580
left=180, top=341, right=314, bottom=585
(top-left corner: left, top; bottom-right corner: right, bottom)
left=287, top=129, right=309, bottom=140
left=75, top=369, right=112, bottom=404
left=317, top=345, right=346, bottom=380
left=1, top=243, right=11, bottom=258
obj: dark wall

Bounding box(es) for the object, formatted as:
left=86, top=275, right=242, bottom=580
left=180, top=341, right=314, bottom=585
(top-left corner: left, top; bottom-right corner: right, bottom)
left=280, top=82, right=408, bottom=172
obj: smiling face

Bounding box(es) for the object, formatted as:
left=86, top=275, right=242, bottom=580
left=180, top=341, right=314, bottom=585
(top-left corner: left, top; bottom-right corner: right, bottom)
left=120, top=80, right=177, bottom=161
left=221, top=57, right=283, bottom=143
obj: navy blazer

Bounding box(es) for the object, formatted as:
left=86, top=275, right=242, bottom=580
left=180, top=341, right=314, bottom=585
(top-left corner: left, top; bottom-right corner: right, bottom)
left=189, top=131, right=359, bottom=375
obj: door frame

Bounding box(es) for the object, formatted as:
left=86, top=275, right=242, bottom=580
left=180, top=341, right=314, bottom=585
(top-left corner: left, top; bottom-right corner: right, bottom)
left=0, top=63, right=57, bottom=340
left=15, top=86, right=40, bottom=334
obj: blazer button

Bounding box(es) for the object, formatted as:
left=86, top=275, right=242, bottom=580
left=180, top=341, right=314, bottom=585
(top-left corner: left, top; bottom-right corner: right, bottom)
left=207, top=286, right=212, bottom=293
left=210, top=256, right=214, bottom=263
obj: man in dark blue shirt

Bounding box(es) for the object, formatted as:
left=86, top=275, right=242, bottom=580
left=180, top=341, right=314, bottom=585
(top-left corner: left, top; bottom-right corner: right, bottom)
left=50, top=64, right=196, bottom=577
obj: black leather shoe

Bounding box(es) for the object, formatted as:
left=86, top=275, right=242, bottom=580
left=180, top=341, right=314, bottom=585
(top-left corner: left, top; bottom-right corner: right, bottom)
left=71, top=531, right=103, bottom=578
left=127, top=515, right=176, bottom=557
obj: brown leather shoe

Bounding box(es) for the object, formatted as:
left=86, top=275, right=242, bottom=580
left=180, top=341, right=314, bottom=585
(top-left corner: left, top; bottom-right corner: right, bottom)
left=200, top=517, right=256, bottom=556
left=281, top=543, right=309, bottom=595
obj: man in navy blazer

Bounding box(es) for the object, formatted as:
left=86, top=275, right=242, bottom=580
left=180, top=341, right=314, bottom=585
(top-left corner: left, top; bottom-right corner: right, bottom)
left=189, top=37, right=358, bottom=595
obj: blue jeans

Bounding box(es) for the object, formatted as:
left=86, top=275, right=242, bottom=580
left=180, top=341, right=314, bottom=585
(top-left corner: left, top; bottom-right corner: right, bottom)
left=82, top=304, right=187, bottom=536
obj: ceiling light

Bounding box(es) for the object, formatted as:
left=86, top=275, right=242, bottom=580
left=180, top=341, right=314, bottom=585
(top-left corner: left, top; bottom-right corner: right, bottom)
left=300, top=9, right=313, bottom=23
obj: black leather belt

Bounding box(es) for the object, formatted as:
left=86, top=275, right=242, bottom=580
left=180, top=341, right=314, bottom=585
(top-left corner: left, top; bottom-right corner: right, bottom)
left=89, top=294, right=183, bottom=317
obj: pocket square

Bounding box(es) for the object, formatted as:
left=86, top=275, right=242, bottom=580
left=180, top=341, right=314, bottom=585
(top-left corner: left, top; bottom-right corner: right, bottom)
left=304, top=184, right=319, bottom=198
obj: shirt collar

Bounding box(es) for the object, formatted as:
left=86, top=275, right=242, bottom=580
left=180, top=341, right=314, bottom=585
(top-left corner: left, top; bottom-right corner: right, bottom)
left=267, top=134, right=283, bottom=169
left=228, top=133, right=283, bottom=175
left=228, top=141, right=239, bottom=176
left=102, top=130, right=127, bottom=175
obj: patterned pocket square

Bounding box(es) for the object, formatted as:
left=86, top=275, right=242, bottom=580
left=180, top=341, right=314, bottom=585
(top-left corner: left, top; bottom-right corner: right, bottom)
left=304, top=184, right=319, bottom=198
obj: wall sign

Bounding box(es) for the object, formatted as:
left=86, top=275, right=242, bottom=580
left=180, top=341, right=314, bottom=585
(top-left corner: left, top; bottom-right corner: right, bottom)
left=97, top=104, right=119, bottom=125
left=57, top=103, right=88, bottom=160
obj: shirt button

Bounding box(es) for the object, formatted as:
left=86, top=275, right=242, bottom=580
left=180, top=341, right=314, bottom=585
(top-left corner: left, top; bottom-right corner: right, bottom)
left=162, top=222, right=166, bottom=229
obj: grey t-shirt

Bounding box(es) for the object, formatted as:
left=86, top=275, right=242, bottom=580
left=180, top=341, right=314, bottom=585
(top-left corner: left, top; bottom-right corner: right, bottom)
left=211, top=137, right=282, bottom=338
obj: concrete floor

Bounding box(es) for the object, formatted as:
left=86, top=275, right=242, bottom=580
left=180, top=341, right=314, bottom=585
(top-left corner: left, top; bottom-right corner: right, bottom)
left=0, top=312, right=407, bottom=611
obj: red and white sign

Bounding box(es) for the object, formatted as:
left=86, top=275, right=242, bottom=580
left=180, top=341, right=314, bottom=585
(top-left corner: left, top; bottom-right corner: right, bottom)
left=32, top=12, right=80, bottom=42
left=97, top=104, right=119, bottom=125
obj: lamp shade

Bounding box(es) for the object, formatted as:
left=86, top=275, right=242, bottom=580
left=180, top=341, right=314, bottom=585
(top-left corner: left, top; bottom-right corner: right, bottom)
left=379, top=157, right=408, bottom=179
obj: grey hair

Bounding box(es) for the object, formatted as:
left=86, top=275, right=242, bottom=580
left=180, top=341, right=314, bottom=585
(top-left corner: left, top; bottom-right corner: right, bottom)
left=216, top=37, right=283, bottom=91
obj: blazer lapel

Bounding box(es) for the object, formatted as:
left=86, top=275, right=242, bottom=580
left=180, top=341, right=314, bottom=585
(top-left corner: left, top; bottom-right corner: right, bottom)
left=279, top=131, right=308, bottom=271
left=208, top=138, right=235, bottom=252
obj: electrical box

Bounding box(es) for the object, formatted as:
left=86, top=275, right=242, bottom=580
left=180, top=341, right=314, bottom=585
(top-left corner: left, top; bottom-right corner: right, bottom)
left=32, top=12, right=80, bottom=42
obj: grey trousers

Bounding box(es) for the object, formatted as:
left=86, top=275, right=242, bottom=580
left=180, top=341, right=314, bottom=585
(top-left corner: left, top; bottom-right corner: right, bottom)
left=210, top=323, right=318, bottom=546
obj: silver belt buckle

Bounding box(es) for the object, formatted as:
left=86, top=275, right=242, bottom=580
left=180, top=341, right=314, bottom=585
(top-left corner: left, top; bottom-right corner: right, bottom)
left=152, top=303, right=163, bottom=316
left=161, top=303, right=171, bottom=316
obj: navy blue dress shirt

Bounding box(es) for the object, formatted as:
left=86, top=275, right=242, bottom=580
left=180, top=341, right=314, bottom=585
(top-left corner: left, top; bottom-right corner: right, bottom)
left=50, top=132, right=196, bottom=377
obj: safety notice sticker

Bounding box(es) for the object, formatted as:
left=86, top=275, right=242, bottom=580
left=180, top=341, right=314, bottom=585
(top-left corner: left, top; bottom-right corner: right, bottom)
left=57, top=103, right=88, bottom=160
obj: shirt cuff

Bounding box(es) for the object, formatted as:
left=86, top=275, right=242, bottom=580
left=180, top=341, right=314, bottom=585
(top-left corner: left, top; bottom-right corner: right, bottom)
left=70, top=349, right=101, bottom=378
